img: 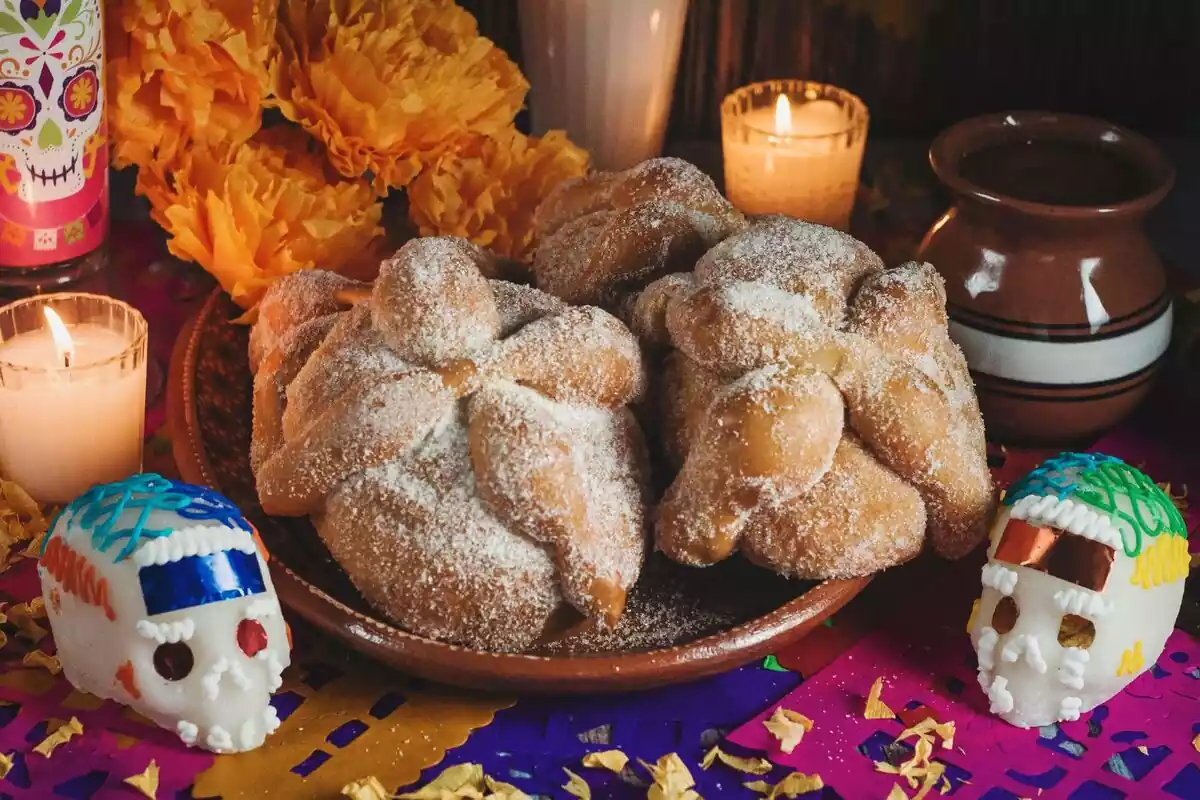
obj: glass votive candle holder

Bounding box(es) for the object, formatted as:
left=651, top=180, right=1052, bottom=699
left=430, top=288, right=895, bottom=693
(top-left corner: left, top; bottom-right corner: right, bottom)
left=0, top=293, right=148, bottom=504
left=721, top=79, right=870, bottom=230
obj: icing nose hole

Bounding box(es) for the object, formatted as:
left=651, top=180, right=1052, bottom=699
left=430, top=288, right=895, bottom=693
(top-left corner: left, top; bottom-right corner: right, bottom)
left=1057, top=614, right=1096, bottom=649
left=153, top=642, right=194, bottom=680
left=992, top=596, right=1019, bottom=634
left=238, top=619, right=269, bottom=657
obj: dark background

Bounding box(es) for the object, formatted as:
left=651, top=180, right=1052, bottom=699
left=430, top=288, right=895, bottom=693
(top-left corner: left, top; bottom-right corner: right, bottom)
left=463, top=0, right=1200, bottom=142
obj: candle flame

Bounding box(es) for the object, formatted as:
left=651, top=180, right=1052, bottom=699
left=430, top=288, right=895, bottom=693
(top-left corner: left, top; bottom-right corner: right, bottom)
left=42, top=307, right=75, bottom=368
left=774, top=93, right=792, bottom=136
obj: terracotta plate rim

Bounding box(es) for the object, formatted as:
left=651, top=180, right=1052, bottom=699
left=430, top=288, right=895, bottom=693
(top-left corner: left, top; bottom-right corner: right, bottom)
left=167, top=288, right=872, bottom=693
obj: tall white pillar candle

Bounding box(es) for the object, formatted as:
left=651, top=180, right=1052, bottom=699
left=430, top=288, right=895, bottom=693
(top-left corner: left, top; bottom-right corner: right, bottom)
left=722, top=80, right=870, bottom=230
left=0, top=294, right=147, bottom=504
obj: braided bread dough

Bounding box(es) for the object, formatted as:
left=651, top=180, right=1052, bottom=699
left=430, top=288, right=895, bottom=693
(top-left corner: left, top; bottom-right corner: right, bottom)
left=531, top=158, right=746, bottom=309
left=635, top=217, right=995, bottom=578
left=250, top=237, right=650, bottom=652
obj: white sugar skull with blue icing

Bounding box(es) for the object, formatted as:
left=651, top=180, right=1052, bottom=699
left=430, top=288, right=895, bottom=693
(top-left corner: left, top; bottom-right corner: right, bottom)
left=968, top=453, right=1189, bottom=728
left=37, top=475, right=291, bottom=752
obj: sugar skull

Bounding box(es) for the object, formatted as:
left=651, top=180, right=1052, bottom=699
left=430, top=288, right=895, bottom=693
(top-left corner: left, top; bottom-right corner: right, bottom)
left=968, top=453, right=1189, bottom=728
left=0, top=0, right=105, bottom=204
left=38, top=475, right=292, bottom=753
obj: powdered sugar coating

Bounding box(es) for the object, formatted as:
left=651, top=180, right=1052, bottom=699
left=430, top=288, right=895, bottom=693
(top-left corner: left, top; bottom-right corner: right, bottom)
left=249, top=270, right=366, bottom=374
left=650, top=218, right=995, bottom=574
left=694, top=216, right=883, bottom=328
left=531, top=158, right=745, bottom=308
left=318, top=412, right=566, bottom=653
left=372, top=237, right=502, bottom=365
left=250, top=237, right=650, bottom=651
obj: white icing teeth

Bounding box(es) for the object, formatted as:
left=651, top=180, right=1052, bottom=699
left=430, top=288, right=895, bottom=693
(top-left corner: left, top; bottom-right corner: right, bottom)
left=131, top=524, right=259, bottom=566
left=1058, top=647, right=1090, bottom=690
left=1053, top=587, right=1112, bottom=618
left=1058, top=696, right=1083, bottom=722
left=201, top=657, right=230, bottom=700
left=977, top=626, right=999, bottom=671
left=1023, top=636, right=1047, bottom=674
left=257, top=650, right=286, bottom=692
left=135, top=618, right=196, bottom=643
left=1009, top=494, right=1121, bottom=549
left=264, top=705, right=281, bottom=734
left=243, top=598, right=279, bottom=620
left=206, top=725, right=233, bottom=753
left=982, top=563, right=1019, bottom=595
left=176, top=720, right=199, bottom=746
left=238, top=718, right=259, bottom=750
left=228, top=660, right=253, bottom=691
left=987, top=675, right=1014, bottom=714
left=998, top=634, right=1047, bottom=673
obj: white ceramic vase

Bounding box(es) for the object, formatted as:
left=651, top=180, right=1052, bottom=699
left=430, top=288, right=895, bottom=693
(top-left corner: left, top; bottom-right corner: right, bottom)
left=519, top=0, right=690, bottom=171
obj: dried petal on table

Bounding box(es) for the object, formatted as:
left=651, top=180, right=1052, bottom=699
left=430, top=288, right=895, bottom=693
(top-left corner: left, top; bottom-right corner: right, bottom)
left=33, top=716, right=83, bottom=757
left=898, top=718, right=956, bottom=749
left=483, top=774, right=531, bottom=799
left=888, top=786, right=910, bottom=800
left=581, top=749, right=629, bottom=773
left=865, top=676, right=897, bottom=720
left=124, top=760, right=160, bottom=800
left=1, top=480, right=41, bottom=521
left=342, top=776, right=395, bottom=800
left=10, top=599, right=49, bottom=642
left=911, top=764, right=946, bottom=800
left=1194, top=732, right=1200, bottom=753
left=763, top=707, right=814, bottom=754
left=398, top=764, right=486, bottom=799
left=700, top=745, right=772, bottom=775
left=0, top=751, right=11, bottom=779
left=641, top=753, right=701, bottom=800
left=562, top=768, right=591, bottom=800
left=767, top=772, right=825, bottom=799
left=22, top=651, right=61, bottom=674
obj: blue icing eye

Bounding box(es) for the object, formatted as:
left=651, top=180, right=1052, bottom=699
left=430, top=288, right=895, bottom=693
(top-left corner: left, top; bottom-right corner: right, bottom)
left=1003, top=452, right=1126, bottom=506
left=44, top=474, right=250, bottom=562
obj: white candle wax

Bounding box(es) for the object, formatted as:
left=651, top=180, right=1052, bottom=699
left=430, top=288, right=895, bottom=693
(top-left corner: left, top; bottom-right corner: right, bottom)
left=0, top=322, right=146, bottom=504
left=723, top=93, right=867, bottom=230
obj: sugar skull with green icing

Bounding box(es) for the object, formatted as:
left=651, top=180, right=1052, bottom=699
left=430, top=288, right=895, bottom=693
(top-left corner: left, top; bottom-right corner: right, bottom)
left=968, top=452, right=1189, bottom=728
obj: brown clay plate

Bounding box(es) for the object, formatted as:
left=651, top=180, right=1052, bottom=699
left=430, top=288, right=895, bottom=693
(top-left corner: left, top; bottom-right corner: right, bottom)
left=168, top=288, right=871, bottom=693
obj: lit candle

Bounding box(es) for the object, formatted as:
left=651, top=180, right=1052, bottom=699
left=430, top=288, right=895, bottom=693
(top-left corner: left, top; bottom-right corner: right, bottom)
left=721, top=80, right=869, bottom=230
left=0, top=294, right=148, bottom=504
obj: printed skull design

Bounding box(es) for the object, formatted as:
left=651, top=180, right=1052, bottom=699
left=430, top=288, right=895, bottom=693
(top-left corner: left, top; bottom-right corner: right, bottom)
left=968, top=453, right=1189, bottom=728
left=0, top=0, right=104, bottom=202
left=38, top=475, right=292, bottom=753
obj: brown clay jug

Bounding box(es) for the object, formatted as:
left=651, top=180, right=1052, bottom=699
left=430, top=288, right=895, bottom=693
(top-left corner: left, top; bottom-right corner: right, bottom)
left=919, top=112, right=1174, bottom=445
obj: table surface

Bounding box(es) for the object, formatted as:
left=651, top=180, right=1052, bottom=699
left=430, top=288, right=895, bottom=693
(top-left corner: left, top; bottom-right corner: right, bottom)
left=1, top=143, right=1195, bottom=800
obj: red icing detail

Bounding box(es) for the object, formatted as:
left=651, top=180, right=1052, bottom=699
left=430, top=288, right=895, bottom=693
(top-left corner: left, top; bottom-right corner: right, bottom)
left=237, top=618, right=268, bottom=657
left=115, top=660, right=141, bottom=700
left=41, top=536, right=116, bottom=619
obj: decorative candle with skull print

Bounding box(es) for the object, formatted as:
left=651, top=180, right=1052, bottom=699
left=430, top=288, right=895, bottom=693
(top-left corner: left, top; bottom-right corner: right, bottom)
left=0, top=0, right=107, bottom=270
left=969, top=453, right=1189, bottom=728
left=38, top=475, right=292, bottom=753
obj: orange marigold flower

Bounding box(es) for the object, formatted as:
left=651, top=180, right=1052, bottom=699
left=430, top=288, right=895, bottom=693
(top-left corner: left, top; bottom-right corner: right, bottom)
left=271, top=0, right=528, bottom=191
left=408, top=130, right=588, bottom=261
left=137, top=127, right=385, bottom=309
left=106, top=0, right=276, bottom=170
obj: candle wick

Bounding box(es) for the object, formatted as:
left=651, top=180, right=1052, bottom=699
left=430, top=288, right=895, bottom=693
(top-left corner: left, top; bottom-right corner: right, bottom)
left=63, top=351, right=71, bottom=369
